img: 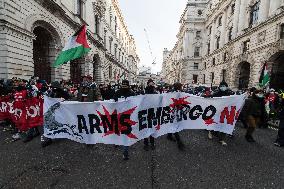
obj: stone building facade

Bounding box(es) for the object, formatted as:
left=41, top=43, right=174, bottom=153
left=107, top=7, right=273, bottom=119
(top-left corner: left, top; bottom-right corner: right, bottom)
left=0, top=0, right=139, bottom=84
left=162, top=0, right=284, bottom=90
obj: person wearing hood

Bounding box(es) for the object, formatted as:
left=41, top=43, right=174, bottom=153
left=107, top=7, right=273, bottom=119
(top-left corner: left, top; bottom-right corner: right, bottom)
left=114, top=80, right=136, bottom=160
left=143, top=79, right=158, bottom=151
left=243, top=89, right=266, bottom=142
left=208, top=81, right=234, bottom=146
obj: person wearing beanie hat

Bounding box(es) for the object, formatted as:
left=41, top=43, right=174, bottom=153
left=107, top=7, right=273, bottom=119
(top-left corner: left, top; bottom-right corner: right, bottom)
left=113, top=79, right=136, bottom=160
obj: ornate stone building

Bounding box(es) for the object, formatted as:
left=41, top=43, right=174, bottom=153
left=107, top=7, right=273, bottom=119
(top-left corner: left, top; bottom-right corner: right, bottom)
left=0, top=0, right=139, bottom=84
left=162, top=0, right=207, bottom=84
left=162, top=0, right=284, bottom=90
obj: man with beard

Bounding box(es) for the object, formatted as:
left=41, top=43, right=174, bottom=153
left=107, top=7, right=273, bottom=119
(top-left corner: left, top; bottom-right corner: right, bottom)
left=143, top=79, right=157, bottom=151
left=114, top=80, right=136, bottom=160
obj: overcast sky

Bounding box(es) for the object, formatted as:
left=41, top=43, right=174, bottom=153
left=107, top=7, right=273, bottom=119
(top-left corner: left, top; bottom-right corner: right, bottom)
left=119, top=0, right=188, bottom=74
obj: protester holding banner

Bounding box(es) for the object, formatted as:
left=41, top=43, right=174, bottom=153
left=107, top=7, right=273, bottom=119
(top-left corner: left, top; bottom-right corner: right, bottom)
left=208, top=81, right=234, bottom=146
left=41, top=81, right=69, bottom=147
left=143, top=79, right=157, bottom=151
left=166, top=82, right=185, bottom=151
left=114, top=80, right=136, bottom=160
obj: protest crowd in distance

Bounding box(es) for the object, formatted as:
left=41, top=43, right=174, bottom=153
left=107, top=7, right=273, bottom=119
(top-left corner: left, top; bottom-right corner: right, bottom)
left=0, top=76, right=283, bottom=160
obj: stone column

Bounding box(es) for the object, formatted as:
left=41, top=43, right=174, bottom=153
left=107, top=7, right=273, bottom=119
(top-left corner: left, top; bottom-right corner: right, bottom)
left=232, top=0, right=241, bottom=38
left=220, top=8, right=228, bottom=47
left=269, top=0, right=281, bottom=16
left=259, top=0, right=270, bottom=22
left=237, top=0, right=247, bottom=35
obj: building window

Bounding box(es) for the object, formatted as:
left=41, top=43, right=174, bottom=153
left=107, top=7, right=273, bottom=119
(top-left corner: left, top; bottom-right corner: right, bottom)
left=193, top=75, right=198, bottom=83
left=216, top=36, right=220, bottom=49
left=218, top=16, right=222, bottom=26
left=77, top=0, right=83, bottom=18
left=95, top=15, right=100, bottom=35
left=243, top=40, right=250, bottom=53
left=207, top=42, right=210, bottom=55
left=109, top=37, right=113, bottom=53
left=212, top=57, right=215, bottom=66
left=196, top=31, right=201, bottom=38
left=194, top=63, right=199, bottom=70
left=228, top=27, right=233, bottom=41
left=211, top=72, right=215, bottom=83
left=115, top=16, right=118, bottom=34
left=231, top=3, right=235, bottom=15
left=222, top=69, right=227, bottom=81
left=280, top=24, right=284, bottom=39
left=109, top=14, right=112, bottom=28
left=204, top=62, right=207, bottom=69
left=114, top=44, right=117, bottom=59
left=203, top=74, right=206, bottom=84
left=109, top=65, right=112, bottom=79
left=209, top=26, right=212, bottom=35
left=249, top=1, right=260, bottom=26
left=223, top=52, right=227, bottom=61
left=198, top=10, right=203, bottom=16
left=194, top=47, right=200, bottom=57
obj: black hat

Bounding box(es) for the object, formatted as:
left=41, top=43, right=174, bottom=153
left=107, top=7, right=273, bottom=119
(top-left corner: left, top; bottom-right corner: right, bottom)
left=121, top=80, right=130, bottom=86
left=147, top=79, right=154, bottom=85
left=219, top=81, right=228, bottom=87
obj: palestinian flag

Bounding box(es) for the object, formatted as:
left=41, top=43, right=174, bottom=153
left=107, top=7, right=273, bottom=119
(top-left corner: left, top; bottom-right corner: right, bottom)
left=53, top=25, right=91, bottom=67
left=259, top=62, right=270, bottom=87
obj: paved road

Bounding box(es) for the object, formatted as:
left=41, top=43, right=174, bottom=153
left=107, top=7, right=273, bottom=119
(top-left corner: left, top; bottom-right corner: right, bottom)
left=0, top=124, right=283, bottom=189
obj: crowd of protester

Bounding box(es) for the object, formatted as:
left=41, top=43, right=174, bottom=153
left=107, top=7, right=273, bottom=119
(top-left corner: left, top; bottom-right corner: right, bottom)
left=0, top=76, right=283, bottom=160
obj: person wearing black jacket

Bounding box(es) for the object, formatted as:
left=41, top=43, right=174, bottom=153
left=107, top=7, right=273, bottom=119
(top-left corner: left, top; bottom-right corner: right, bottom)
left=41, top=81, right=70, bottom=147
left=243, top=89, right=266, bottom=142
left=143, top=79, right=157, bottom=151
left=275, top=93, right=284, bottom=147
left=208, top=81, right=234, bottom=146
left=167, top=82, right=185, bottom=151
left=101, top=84, right=115, bottom=100
left=114, top=80, right=136, bottom=160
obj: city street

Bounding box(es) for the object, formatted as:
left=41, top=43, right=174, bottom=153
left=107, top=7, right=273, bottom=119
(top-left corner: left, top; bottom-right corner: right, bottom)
left=0, top=124, right=283, bottom=189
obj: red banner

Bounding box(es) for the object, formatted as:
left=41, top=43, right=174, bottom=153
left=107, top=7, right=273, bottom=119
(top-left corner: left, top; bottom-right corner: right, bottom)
left=0, top=96, right=43, bottom=131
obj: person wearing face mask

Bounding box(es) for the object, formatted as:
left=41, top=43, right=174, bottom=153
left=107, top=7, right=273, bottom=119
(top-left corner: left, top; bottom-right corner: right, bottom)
left=113, top=80, right=136, bottom=160
left=143, top=79, right=158, bottom=151
left=208, top=81, right=234, bottom=146
left=243, top=89, right=266, bottom=142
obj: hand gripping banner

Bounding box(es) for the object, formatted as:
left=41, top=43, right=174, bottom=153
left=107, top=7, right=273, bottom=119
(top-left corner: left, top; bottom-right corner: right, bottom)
left=44, top=93, right=247, bottom=146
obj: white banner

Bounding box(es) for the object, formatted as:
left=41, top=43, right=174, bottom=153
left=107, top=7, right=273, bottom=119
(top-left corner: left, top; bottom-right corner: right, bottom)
left=44, top=93, right=247, bottom=146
